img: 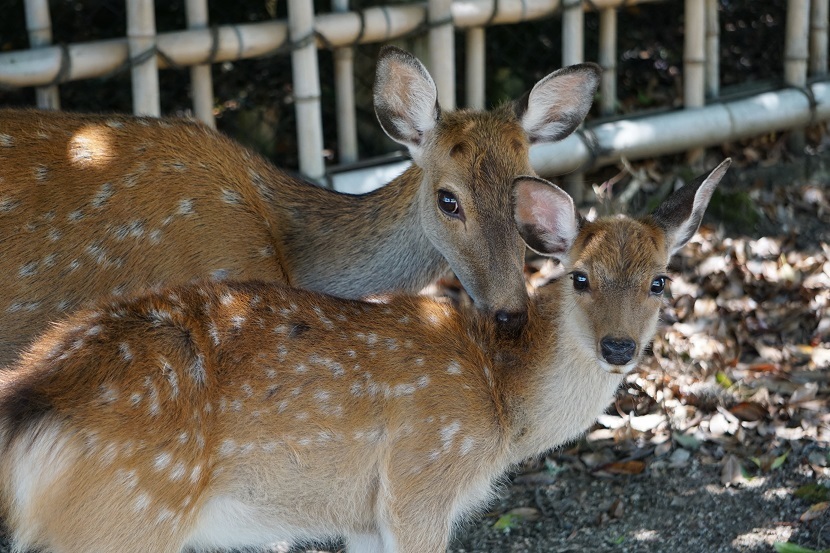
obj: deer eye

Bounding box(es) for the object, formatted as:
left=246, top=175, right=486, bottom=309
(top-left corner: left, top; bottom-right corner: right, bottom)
left=650, top=276, right=668, bottom=295
left=437, top=190, right=463, bottom=219
left=571, top=271, right=590, bottom=291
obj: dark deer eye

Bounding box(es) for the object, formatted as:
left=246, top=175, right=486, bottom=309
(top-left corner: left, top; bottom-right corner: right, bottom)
left=571, top=271, right=590, bottom=291
left=650, top=276, right=668, bottom=295
left=437, top=190, right=462, bottom=219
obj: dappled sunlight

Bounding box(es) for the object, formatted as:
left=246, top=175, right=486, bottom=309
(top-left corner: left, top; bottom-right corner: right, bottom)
left=732, top=526, right=794, bottom=549
left=631, top=529, right=660, bottom=542
left=67, top=124, right=115, bottom=168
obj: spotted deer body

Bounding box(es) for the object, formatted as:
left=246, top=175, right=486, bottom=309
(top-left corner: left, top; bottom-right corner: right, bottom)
left=0, top=47, right=601, bottom=365
left=0, top=160, right=731, bottom=553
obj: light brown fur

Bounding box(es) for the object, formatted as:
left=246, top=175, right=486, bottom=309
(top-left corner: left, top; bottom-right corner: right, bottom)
left=0, top=47, right=601, bottom=365
left=0, top=161, right=730, bottom=553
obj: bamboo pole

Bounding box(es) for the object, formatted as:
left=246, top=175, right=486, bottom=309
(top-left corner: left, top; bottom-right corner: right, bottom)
left=598, top=8, right=617, bottom=116
left=24, top=0, right=59, bottom=109
left=785, top=0, right=810, bottom=85
left=333, top=0, right=358, bottom=164
left=288, top=0, right=326, bottom=181
left=127, top=0, right=160, bottom=116
left=705, top=0, right=719, bottom=98
left=810, top=0, right=828, bottom=76
left=684, top=0, right=705, bottom=110
left=529, top=80, right=830, bottom=177
left=684, top=0, right=705, bottom=161
left=785, top=0, right=811, bottom=150
left=1, top=0, right=673, bottom=89
left=562, top=0, right=584, bottom=66
left=429, top=0, right=456, bottom=109
left=465, top=27, right=486, bottom=109
left=562, top=0, right=585, bottom=204
left=185, top=0, right=215, bottom=127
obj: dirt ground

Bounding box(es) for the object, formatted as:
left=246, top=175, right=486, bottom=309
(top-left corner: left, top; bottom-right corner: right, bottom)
left=1, top=152, right=829, bottom=553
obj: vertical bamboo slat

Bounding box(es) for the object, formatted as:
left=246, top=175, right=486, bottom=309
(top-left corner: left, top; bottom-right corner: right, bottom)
left=127, top=0, right=161, bottom=116
left=684, top=0, right=705, bottom=160
left=465, top=27, right=485, bottom=109
left=705, top=0, right=719, bottom=98
left=185, top=0, right=215, bottom=127
left=562, top=0, right=584, bottom=204
left=683, top=0, right=705, bottom=109
left=333, top=0, right=358, bottom=164
left=598, top=8, right=617, bottom=116
left=786, top=0, right=811, bottom=149
left=428, top=0, right=455, bottom=110
left=785, top=0, right=811, bottom=86
left=288, top=0, right=326, bottom=181
left=810, top=0, right=828, bottom=76
left=562, top=0, right=584, bottom=67
left=24, top=0, right=59, bottom=109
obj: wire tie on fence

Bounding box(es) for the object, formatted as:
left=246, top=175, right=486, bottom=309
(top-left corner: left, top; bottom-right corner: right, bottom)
left=380, top=6, right=393, bottom=41
left=484, top=0, right=500, bottom=26
left=315, top=30, right=335, bottom=51
left=793, top=84, right=819, bottom=126
left=156, top=47, right=183, bottom=71
left=46, top=43, right=72, bottom=86
left=354, top=9, right=367, bottom=44
left=204, top=24, right=221, bottom=65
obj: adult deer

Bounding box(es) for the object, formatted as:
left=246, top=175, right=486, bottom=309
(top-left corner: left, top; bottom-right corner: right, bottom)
left=0, top=46, right=600, bottom=365
left=0, top=160, right=730, bottom=552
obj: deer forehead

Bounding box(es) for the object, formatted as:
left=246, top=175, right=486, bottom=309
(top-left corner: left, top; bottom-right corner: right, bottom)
left=572, top=218, right=669, bottom=286
left=429, top=112, right=530, bottom=184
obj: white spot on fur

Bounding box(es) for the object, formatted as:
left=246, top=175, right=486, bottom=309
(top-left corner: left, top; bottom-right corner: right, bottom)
left=190, top=465, right=202, bottom=484
left=447, top=361, right=462, bottom=375
left=154, top=451, right=173, bottom=471
left=177, top=198, right=195, bottom=215
left=134, top=492, right=152, bottom=512
left=440, top=420, right=461, bottom=451
left=119, top=342, right=133, bottom=361
left=219, top=439, right=236, bottom=457
left=460, top=436, right=476, bottom=455
left=170, top=461, right=187, bottom=481
left=91, top=182, right=114, bottom=208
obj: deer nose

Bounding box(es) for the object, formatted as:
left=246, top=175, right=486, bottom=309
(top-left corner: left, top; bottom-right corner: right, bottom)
left=600, top=337, right=636, bottom=365
left=495, top=309, right=528, bottom=334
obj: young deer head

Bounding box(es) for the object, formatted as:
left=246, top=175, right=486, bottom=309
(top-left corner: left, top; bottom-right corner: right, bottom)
left=0, top=47, right=598, bottom=365
left=0, top=160, right=729, bottom=552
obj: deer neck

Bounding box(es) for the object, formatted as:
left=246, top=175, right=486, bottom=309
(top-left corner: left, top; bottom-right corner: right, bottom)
left=499, top=284, right=626, bottom=463
left=279, top=165, right=448, bottom=299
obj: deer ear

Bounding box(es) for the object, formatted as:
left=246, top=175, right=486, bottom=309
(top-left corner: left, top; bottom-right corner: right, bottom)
left=514, top=63, right=600, bottom=144
left=373, top=46, right=440, bottom=162
left=512, top=176, right=578, bottom=260
left=651, top=158, right=732, bottom=255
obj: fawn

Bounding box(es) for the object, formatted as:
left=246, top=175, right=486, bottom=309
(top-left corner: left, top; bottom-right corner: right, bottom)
left=0, top=159, right=731, bottom=552
left=0, top=46, right=600, bottom=365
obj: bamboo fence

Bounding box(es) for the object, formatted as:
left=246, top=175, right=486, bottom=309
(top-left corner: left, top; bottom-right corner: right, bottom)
left=3, top=0, right=829, bottom=186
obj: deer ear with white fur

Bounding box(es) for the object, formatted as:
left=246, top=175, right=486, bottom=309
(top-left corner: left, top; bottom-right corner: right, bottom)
left=373, top=46, right=440, bottom=163
left=651, top=158, right=732, bottom=255
left=512, top=176, right=578, bottom=261
left=514, top=63, right=601, bottom=144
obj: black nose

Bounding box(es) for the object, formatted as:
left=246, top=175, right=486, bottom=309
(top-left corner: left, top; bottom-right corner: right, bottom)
left=600, top=337, right=636, bottom=365
left=494, top=309, right=528, bottom=334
